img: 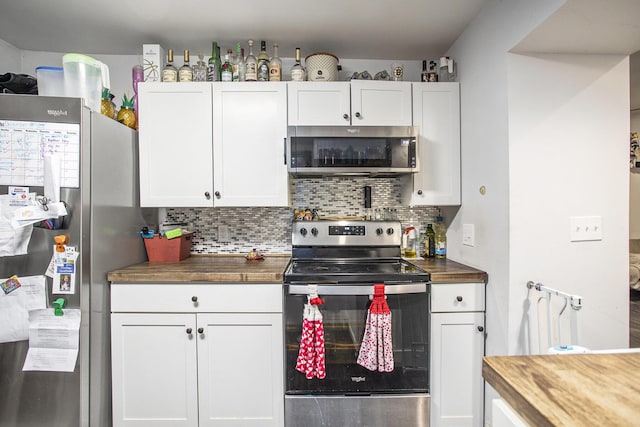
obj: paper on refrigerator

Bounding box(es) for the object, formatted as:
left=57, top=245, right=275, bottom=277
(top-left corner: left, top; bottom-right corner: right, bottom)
left=0, top=275, right=47, bottom=343
left=22, top=308, right=81, bottom=372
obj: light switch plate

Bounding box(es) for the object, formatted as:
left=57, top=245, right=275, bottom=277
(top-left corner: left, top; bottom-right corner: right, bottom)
left=463, top=223, right=475, bottom=247
left=569, top=216, right=602, bottom=242
left=218, top=225, right=230, bottom=242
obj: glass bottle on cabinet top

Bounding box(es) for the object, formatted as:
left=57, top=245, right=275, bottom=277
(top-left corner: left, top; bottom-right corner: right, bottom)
left=193, top=53, right=207, bottom=81
left=257, top=40, right=270, bottom=82
left=269, top=43, right=282, bottom=81
left=207, top=41, right=221, bottom=81
left=221, top=52, right=232, bottom=82
left=290, top=48, right=306, bottom=81
left=161, top=49, right=178, bottom=82
left=178, top=50, right=193, bottom=82
left=245, top=40, right=257, bottom=81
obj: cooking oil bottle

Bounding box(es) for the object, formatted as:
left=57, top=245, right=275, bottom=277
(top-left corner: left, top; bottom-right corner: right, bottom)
left=434, top=215, right=447, bottom=259
left=422, top=224, right=436, bottom=258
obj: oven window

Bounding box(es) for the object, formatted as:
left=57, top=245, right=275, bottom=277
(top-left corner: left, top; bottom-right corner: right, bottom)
left=284, top=290, right=429, bottom=394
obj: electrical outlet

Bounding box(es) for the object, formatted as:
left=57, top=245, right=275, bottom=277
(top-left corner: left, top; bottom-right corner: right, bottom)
left=218, top=225, right=230, bottom=242
left=569, top=216, right=602, bottom=242
left=463, top=223, right=475, bottom=247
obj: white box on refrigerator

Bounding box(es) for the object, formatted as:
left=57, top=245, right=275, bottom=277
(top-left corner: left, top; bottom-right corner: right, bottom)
left=143, top=44, right=164, bottom=82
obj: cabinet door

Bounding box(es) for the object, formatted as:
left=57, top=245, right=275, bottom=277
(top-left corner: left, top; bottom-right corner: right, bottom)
left=430, top=312, right=485, bottom=427
left=408, top=83, right=461, bottom=205
left=111, top=313, right=199, bottom=427
left=213, top=82, right=289, bottom=206
left=350, top=81, right=413, bottom=125
left=287, top=82, right=351, bottom=125
left=138, top=82, right=213, bottom=207
left=197, top=313, right=284, bottom=427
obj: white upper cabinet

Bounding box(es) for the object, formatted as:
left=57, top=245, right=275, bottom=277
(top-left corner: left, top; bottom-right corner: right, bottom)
left=287, top=81, right=412, bottom=126
left=212, top=82, right=289, bottom=207
left=138, top=82, right=214, bottom=207
left=403, top=82, right=461, bottom=206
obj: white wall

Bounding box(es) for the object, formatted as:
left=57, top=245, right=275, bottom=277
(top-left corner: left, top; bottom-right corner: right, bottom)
left=0, top=39, right=21, bottom=73
left=508, top=53, right=629, bottom=353
left=446, top=0, right=566, bottom=358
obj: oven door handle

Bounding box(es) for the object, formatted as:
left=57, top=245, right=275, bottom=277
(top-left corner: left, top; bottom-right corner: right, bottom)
left=286, top=283, right=428, bottom=296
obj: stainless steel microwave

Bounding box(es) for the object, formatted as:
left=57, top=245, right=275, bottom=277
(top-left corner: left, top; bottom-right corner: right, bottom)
left=286, top=126, right=419, bottom=177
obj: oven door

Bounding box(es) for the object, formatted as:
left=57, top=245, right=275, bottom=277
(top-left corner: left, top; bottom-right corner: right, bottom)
left=284, top=282, right=429, bottom=395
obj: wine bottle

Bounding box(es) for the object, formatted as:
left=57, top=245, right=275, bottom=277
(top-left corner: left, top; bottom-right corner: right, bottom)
left=161, top=49, right=178, bottom=82
left=221, top=53, right=232, bottom=82
left=268, top=43, right=282, bottom=81
left=207, top=41, right=221, bottom=81
left=245, top=40, right=257, bottom=81
left=257, top=40, right=270, bottom=82
left=178, top=50, right=193, bottom=82
left=290, top=48, right=306, bottom=81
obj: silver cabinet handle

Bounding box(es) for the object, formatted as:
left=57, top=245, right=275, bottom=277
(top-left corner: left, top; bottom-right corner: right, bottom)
left=186, top=328, right=193, bottom=335
left=456, top=296, right=463, bottom=302
left=355, top=112, right=361, bottom=118
left=343, top=113, right=349, bottom=120
left=198, top=327, right=204, bottom=334
left=214, top=191, right=221, bottom=198
left=204, top=191, right=211, bottom=199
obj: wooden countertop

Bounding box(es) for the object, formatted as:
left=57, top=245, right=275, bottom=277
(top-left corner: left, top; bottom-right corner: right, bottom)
left=412, top=257, right=487, bottom=283
left=107, top=255, right=487, bottom=284
left=107, top=254, right=291, bottom=283
left=483, top=353, right=640, bottom=426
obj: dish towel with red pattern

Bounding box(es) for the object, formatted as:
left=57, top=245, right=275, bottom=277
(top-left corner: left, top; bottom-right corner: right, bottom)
left=295, top=288, right=326, bottom=379
left=357, top=284, right=394, bottom=372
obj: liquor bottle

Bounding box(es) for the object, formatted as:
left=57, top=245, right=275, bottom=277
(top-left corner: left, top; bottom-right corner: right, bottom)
left=257, top=40, right=270, bottom=82
left=221, top=53, right=232, bottom=82
left=290, top=48, right=306, bottom=81
left=268, top=43, right=282, bottom=81
left=193, top=53, right=207, bottom=81
left=161, top=49, right=178, bottom=82
left=245, top=40, right=257, bottom=81
left=178, top=50, right=193, bottom=82
left=231, top=44, right=240, bottom=82
left=434, top=215, right=447, bottom=259
left=234, top=43, right=245, bottom=82
left=207, top=41, right=221, bottom=81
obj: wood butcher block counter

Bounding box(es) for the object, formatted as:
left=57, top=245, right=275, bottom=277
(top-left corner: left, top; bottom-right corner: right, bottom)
left=483, top=353, right=640, bottom=426
left=107, top=255, right=487, bottom=284
left=412, top=257, right=488, bottom=283
left=107, top=254, right=291, bottom=283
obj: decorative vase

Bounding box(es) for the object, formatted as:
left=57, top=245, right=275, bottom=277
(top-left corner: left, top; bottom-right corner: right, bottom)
left=117, top=93, right=137, bottom=129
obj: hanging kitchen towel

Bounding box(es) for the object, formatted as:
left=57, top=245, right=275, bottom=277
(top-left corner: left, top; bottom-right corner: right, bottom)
left=295, top=288, right=326, bottom=379
left=357, top=284, right=394, bottom=372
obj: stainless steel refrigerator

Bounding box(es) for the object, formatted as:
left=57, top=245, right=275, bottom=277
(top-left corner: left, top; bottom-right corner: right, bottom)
left=0, top=94, right=156, bottom=426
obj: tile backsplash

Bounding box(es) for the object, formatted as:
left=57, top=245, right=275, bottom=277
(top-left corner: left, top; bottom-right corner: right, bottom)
left=166, top=177, right=440, bottom=254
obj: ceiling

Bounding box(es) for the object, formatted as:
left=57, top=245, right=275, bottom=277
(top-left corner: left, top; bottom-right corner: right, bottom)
left=0, top=0, right=488, bottom=61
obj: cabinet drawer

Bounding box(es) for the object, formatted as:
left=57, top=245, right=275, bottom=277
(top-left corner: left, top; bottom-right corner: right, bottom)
left=111, top=283, right=282, bottom=313
left=430, top=282, right=485, bottom=312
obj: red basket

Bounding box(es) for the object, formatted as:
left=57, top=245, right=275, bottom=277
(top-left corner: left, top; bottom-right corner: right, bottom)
left=143, top=233, right=193, bottom=262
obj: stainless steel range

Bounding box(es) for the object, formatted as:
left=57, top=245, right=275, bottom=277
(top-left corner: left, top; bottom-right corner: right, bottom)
left=283, top=220, right=430, bottom=427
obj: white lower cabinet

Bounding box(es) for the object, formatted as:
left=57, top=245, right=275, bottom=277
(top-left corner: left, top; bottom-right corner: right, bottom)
left=111, top=284, right=284, bottom=427
left=430, top=282, right=485, bottom=427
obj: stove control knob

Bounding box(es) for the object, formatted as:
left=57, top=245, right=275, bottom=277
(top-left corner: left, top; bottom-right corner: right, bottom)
left=376, top=227, right=384, bottom=236
left=300, top=228, right=307, bottom=237
left=311, top=227, right=318, bottom=237
left=386, top=228, right=394, bottom=235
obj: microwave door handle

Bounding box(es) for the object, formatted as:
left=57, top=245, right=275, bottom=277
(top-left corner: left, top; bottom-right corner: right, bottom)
left=287, top=283, right=427, bottom=296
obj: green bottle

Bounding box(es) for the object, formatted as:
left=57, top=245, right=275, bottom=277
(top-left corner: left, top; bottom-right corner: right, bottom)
left=207, top=41, right=221, bottom=81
